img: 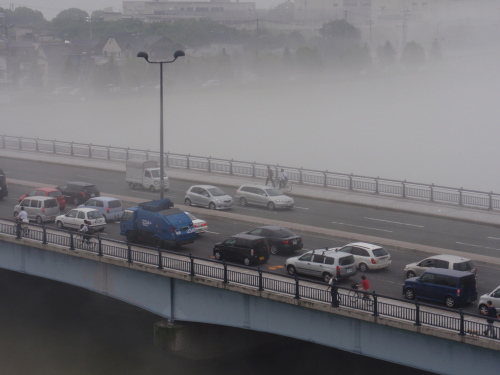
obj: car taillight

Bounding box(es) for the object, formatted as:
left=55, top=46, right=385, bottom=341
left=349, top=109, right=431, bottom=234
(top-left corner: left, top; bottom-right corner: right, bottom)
left=251, top=249, right=254, bottom=256
left=106, top=207, right=110, bottom=213
left=336, top=266, right=340, bottom=275
left=170, top=226, right=177, bottom=232
left=42, top=207, right=45, bottom=213
left=282, top=240, right=289, bottom=245
left=457, top=288, right=461, bottom=296
left=81, top=192, right=86, bottom=197
left=201, top=223, right=207, bottom=226
left=371, top=258, right=377, bottom=264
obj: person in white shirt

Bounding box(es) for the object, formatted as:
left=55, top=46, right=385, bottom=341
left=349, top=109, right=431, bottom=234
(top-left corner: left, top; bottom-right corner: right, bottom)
left=279, top=169, right=288, bottom=189
left=15, top=206, right=29, bottom=235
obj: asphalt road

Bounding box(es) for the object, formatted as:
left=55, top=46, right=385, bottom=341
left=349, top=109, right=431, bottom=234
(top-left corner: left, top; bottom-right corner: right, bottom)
left=0, top=157, right=498, bottom=314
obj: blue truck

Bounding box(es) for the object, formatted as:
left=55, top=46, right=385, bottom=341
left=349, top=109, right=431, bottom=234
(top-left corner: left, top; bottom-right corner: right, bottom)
left=120, top=199, right=197, bottom=248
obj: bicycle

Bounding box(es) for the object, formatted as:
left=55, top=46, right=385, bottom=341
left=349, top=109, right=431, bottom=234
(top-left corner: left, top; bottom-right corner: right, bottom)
left=13, top=220, right=30, bottom=238
left=348, top=283, right=374, bottom=306
left=275, top=177, right=292, bottom=193
left=77, top=233, right=96, bottom=250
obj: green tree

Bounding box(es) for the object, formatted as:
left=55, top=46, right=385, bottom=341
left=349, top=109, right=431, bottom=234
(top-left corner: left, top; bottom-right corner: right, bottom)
left=320, top=19, right=361, bottom=45
left=400, top=40, right=426, bottom=69
left=52, top=8, right=90, bottom=39
left=5, top=6, right=48, bottom=28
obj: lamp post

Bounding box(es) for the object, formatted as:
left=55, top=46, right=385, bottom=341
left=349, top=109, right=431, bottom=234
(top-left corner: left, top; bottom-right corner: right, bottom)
left=137, top=50, right=185, bottom=200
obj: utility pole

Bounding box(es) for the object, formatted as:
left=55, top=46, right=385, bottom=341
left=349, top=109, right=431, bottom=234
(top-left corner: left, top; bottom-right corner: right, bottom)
left=401, top=8, right=411, bottom=47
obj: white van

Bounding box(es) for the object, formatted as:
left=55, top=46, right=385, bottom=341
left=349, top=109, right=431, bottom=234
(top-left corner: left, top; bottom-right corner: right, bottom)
left=14, top=196, right=60, bottom=224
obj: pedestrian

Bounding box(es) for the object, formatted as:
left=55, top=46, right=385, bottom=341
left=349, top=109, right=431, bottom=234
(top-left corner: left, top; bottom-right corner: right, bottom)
left=79, top=220, right=92, bottom=245
left=279, top=168, right=288, bottom=189
left=265, top=166, right=275, bottom=187
left=327, top=275, right=339, bottom=306
left=14, top=206, right=29, bottom=234
left=482, top=301, right=500, bottom=338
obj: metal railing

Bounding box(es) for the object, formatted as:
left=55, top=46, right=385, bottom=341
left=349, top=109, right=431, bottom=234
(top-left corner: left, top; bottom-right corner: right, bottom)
left=2, top=135, right=500, bottom=212
left=2, top=219, right=498, bottom=342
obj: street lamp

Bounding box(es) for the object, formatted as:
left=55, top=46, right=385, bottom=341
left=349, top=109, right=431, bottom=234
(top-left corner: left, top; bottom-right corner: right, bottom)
left=137, top=50, right=185, bottom=200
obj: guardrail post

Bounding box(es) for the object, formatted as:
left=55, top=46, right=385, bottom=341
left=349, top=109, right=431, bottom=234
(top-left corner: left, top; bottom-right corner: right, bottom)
left=402, top=180, right=406, bottom=198
left=458, top=309, right=465, bottom=336
left=1, top=135, right=5, bottom=149
left=458, top=188, right=463, bottom=206
left=190, top=254, right=195, bottom=276
left=107, top=146, right=111, bottom=160
left=35, top=139, right=39, bottom=152
left=294, top=275, right=300, bottom=299
left=299, top=168, right=303, bottom=184
left=126, top=148, right=129, bottom=160
left=252, top=163, right=256, bottom=178
left=70, top=142, right=74, bottom=156
left=42, top=224, right=47, bottom=244
left=207, top=158, right=211, bottom=173
left=488, top=192, right=493, bottom=210
left=158, top=248, right=163, bottom=269
left=258, top=267, right=263, bottom=291
left=69, top=231, right=75, bottom=250
left=430, top=184, right=434, bottom=202
left=349, top=174, right=353, bottom=190
left=97, top=236, right=103, bottom=256
left=414, top=300, right=421, bottom=326
left=229, top=160, right=233, bottom=175
left=375, top=177, right=379, bottom=194
left=88, top=144, right=92, bottom=158
left=331, top=283, right=339, bottom=308
left=372, top=291, right=378, bottom=317
left=146, top=150, right=149, bottom=160
left=165, top=153, right=169, bottom=167
left=15, top=222, right=21, bottom=239
left=127, top=243, right=132, bottom=263
left=223, top=260, right=228, bottom=283
left=52, top=140, right=56, bottom=154
left=18, top=137, right=22, bottom=150
left=186, top=155, right=190, bottom=170
left=323, top=171, right=327, bottom=188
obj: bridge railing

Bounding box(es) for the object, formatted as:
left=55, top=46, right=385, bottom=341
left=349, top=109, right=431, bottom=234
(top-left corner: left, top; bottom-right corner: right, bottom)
left=2, top=219, right=498, bottom=342
left=2, top=134, right=500, bottom=212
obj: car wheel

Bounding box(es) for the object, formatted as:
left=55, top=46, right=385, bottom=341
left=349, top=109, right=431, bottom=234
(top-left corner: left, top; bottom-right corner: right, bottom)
left=359, top=263, right=368, bottom=272
left=270, top=245, right=279, bottom=255
left=267, top=202, right=275, bottom=211
left=445, top=296, right=455, bottom=308
left=243, top=257, right=251, bottom=266
left=287, top=265, right=297, bottom=276
left=239, top=197, right=247, bottom=206
left=322, top=272, right=333, bottom=283
left=184, top=198, right=191, bottom=206
left=152, top=236, right=162, bottom=248
left=404, top=288, right=415, bottom=300
left=209, top=202, right=216, bottom=210
left=128, top=182, right=135, bottom=189
left=126, top=231, right=136, bottom=243
left=479, top=304, right=488, bottom=315
left=56, top=221, right=64, bottom=229
left=149, top=185, right=155, bottom=192
left=214, top=250, right=223, bottom=260
left=36, top=216, right=43, bottom=224
left=406, top=270, right=416, bottom=279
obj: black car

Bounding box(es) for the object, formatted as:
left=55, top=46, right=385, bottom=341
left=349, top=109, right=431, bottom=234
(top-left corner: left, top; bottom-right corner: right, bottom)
left=244, top=225, right=303, bottom=255
left=0, top=168, right=8, bottom=200
left=213, top=234, right=270, bottom=266
left=56, top=181, right=100, bottom=205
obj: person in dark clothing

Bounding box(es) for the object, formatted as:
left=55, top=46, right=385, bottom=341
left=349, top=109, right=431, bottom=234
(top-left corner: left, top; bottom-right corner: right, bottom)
left=265, top=166, right=275, bottom=187
left=482, top=300, right=500, bottom=338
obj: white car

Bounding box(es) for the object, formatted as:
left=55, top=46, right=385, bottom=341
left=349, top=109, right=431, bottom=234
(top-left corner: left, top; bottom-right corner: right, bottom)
left=184, top=212, right=207, bottom=234
left=478, top=285, right=500, bottom=314
left=403, top=254, right=477, bottom=279
left=56, top=208, right=106, bottom=231
left=335, top=242, right=391, bottom=272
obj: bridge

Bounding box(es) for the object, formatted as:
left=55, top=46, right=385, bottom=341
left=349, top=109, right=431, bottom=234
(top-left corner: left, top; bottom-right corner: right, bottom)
left=0, top=221, right=498, bottom=375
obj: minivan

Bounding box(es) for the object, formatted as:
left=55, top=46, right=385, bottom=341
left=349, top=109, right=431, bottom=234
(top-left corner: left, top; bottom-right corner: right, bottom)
left=213, top=234, right=270, bottom=266
left=404, top=254, right=477, bottom=279
left=14, top=197, right=60, bottom=224
left=403, top=269, right=477, bottom=308
left=78, top=197, right=124, bottom=221
left=285, top=248, right=357, bottom=282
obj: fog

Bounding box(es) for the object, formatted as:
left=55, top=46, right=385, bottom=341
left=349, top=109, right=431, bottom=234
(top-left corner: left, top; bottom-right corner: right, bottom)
left=2, top=2, right=500, bottom=193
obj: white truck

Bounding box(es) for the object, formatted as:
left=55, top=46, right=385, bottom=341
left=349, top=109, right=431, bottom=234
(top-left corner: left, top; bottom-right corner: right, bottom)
left=126, top=159, right=169, bottom=192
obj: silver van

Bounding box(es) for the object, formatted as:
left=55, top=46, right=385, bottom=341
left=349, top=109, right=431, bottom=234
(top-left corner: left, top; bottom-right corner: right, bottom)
left=235, top=184, right=294, bottom=211
left=285, top=248, right=357, bottom=282
left=14, top=196, right=60, bottom=224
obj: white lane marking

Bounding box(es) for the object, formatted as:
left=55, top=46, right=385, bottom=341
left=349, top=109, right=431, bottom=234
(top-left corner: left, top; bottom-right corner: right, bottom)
left=206, top=230, right=220, bottom=234
left=456, top=242, right=500, bottom=251
left=364, top=217, right=424, bottom=228
left=331, top=222, right=393, bottom=233
left=293, top=206, right=309, bottom=210
left=487, top=237, right=500, bottom=241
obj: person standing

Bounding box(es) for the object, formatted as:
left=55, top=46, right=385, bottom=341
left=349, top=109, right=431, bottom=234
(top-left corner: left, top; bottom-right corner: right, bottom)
left=265, top=166, right=274, bottom=187
left=279, top=168, right=288, bottom=189
left=327, top=275, right=339, bottom=307
left=482, top=301, right=500, bottom=338
left=15, top=206, right=29, bottom=236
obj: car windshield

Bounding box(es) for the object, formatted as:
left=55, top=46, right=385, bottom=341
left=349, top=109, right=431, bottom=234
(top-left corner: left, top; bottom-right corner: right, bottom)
left=151, top=169, right=167, bottom=178
left=87, top=211, right=103, bottom=219
left=454, top=261, right=475, bottom=272
left=83, top=186, right=98, bottom=193
left=264, top=188, right=282, bottom=196
left=373, top=248, right=389, bottom=257
left=207, top=187, right=226, bottom=196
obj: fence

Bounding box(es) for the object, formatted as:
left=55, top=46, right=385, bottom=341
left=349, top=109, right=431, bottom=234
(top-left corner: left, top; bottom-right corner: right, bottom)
left=2, top=135, right=499, bottom=211
left=3, top=219, right=497, bottom=342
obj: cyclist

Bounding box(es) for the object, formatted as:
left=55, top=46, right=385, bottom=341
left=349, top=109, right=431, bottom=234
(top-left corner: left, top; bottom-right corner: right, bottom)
left=79, top=220, right=92, bottom=245
left=279, top=168, right=288, bottom=189
left=356, top=275, right=370, bottom=299
left=15, top=207, right=29, bottom=235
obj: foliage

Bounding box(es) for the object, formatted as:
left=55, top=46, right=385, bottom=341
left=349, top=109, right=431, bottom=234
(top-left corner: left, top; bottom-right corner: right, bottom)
left=377, top=40, right=396, bottom=66
left=52, top=8, right=90, bottom=39
left=320, top=19, right=361, bottom=44
left=400, top=40, right=426, bottom=68
left=0, top=6, right=48, bottom=28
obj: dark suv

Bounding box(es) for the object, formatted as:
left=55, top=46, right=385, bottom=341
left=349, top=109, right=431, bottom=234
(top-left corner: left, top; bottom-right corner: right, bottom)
left=56, top=182, right=100, bottom=205
left=0, top=168, right=8, bottom=200
left=213, top=234, right=270, bottom=266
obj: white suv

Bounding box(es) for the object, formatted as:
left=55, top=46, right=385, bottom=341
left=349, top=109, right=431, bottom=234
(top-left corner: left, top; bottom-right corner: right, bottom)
left=478, top=285, right=500, bottom=314
left=335, top=242, right=391, bottom=272
left=404, top=254, right=477, bottom=279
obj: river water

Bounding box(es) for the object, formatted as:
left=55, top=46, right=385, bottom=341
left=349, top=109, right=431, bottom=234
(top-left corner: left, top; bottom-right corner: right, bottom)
left=0, top=269, right=435, bottom=375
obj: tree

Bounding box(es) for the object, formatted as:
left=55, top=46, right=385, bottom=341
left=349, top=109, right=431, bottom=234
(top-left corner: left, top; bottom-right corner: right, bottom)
left=430, top=38, right=442, bottom=62
left=400, top=40, right=426, bottom=69
left=6, top=6, right=48, bottom=28
left=52, top=8, right=90, bottom=39
left=320, top=19, right=361, bottom=45
left=377, top=40, right=396, bottom=66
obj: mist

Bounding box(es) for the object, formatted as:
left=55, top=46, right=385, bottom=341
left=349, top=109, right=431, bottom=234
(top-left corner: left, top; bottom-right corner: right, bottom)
left=2, top=1, right=500, bottom=193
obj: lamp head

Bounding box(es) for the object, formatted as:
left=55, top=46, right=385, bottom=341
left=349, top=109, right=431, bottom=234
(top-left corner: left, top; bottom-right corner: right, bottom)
left=137, top=51, right=149, bottom=61
left=173, top=50, right=185, bottom=59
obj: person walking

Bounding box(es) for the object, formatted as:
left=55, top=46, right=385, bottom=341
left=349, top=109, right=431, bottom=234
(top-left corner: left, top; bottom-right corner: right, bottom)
left=327, top=275, right=339, bottom=307
left=265, top=166, right=274, bottom=187
left=279, top=168, right=288, bottom=189
left=482, top=301, right=500, bottom=338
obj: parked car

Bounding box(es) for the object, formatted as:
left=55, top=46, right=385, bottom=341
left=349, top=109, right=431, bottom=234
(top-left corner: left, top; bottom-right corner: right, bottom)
left=14, top=196, right=60, bottom=224
left=78, top=197, right=124, bottom=221
left=235, top=184, right=294, bottom=211
left=184, top=185, right=233, bottom=210
left=404, top=254, right=477, bottom=279
left=335, top=242, right=391, bottom=272
left=56, top=182, right=100, bottom=206
left=285, top=248, right=357, bottom=282
left=56, top=208, right=106, bottom=231
left=18, top=187, right=66, bottom=211
left=242, top=225, right=303, bottom=255
left=184, top=212, right=208, bottom=234
left=403, top=269, right=477, bottom=308
left=213, top=233, right=270, bottom=266
left=478, top=285, right=500, bottom=314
